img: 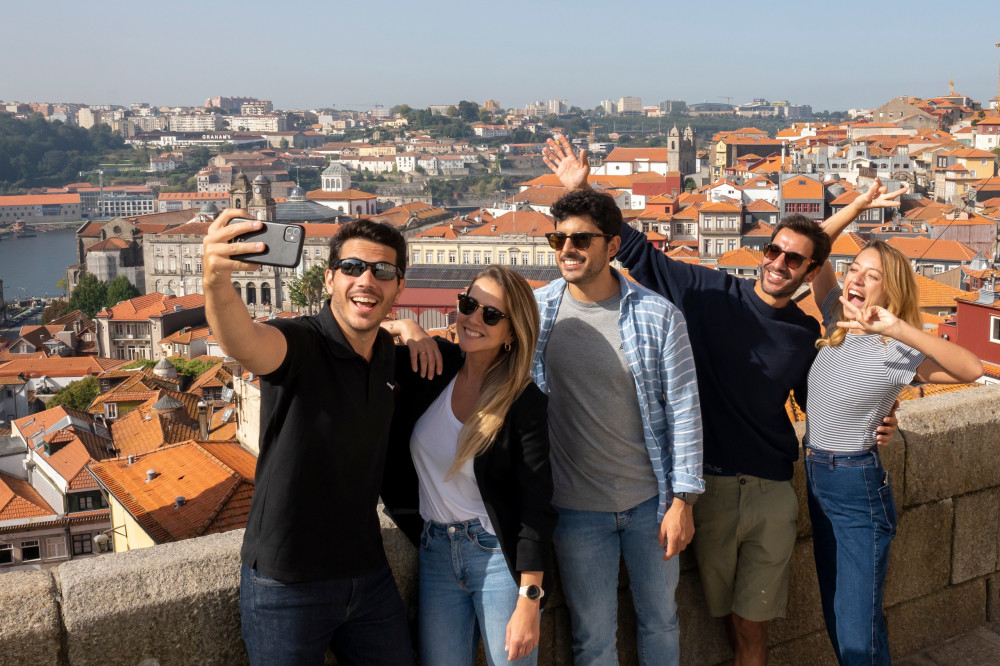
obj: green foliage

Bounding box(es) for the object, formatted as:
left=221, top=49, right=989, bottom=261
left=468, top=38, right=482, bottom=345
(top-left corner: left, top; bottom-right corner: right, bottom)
left=288, top=264, right=328, bottom=313
left=457, top=101, right=479, bottom=123
left=123, top=356, right=221, bottom=383
left=106, top=275, right=140, bottom=306
left=41, top=299, right=71, bottom=324
left=67, top=274, right=108, bottom=318
left=0, top=112, right=126, bottom=192
left=47, top=376, right=99, bottom=411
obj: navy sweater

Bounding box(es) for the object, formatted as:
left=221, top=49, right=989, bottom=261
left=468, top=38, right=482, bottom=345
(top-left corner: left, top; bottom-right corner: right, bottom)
left=616, top=225, right=819, bottom=480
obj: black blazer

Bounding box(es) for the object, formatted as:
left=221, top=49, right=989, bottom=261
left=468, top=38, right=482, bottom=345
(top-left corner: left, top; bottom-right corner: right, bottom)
left=381, top=340, right=557, bottom=603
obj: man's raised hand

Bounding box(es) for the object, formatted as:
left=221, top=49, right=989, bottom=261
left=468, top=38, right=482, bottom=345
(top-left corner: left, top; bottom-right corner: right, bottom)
left=542, top=134, right=590, bottom=191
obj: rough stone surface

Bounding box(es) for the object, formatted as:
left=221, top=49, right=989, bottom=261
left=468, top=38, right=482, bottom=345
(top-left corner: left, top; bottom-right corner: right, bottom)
left=953, top=488, right=1000, bottom=584
left=918, top=626, right=1000, bottom=666
left=770, top=538, right=825, bottom=644
left=677, top=572, right=730, bottom=666
left=898, top=386, right=1000, bottom=505
left=885, top=499, right=953, bottom=606
left=58, top=529, right=247, bottom=666
left=768, top=629, right=838, bottom=666
left=886, top=579, right=986, bottom=658
left=0, top=569, right=61, bottom=664
left=988, top=573, right=1000, bottom=626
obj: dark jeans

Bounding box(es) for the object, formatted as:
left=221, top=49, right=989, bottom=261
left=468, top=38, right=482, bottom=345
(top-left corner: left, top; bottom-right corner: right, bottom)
left=806, top=448, right=897, bottom=666
left=239, top=563, right=414, bottom=666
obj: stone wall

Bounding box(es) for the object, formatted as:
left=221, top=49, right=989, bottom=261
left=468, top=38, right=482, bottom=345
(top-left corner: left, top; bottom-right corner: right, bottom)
left=2, top=385, right=998, bottom=665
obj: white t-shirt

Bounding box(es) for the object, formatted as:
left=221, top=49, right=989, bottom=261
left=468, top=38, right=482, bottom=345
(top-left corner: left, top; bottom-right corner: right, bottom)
left=409, top=375, right=495, bottom=534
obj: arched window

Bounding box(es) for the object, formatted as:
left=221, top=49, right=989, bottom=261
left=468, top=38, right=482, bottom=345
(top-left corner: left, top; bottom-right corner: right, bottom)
left=261, top=283, right=271, bottom=305
left=246, top=282, right=257, bottom=305
left=233, top=282, right=242, bottom=300
left=234, top=198, right=242, bottom=209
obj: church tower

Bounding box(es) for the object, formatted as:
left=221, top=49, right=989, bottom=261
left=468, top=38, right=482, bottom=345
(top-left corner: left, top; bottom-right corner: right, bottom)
left=230, top=171, right=251, bottom=211
left=321, top=161, right=351, bottom=192
left=247, top=173, right=276, bottom=221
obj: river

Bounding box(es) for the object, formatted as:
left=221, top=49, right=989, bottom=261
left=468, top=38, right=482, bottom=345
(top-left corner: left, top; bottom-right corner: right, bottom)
left=0, top=228, right=78, bottom=300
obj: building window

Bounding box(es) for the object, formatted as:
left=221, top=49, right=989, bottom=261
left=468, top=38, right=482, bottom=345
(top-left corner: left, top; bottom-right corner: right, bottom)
left=412, top=251, right=419, bottom=264
left=448, top=252, right=456, bottom=264
left=246, top=283, right=257, bottom=305
left=548, top=253, right=555, bottom=266
left=425, top=251, right=432, bottom=263
left=261, top=283, right=271, bottom=305
left=498, top=252, right=506, bottom=264
left=21, top=540, right=40, bottom=561
left=933, top=265, right=945, bottom=275
left=437, top=251, right=444, bottom=263
left=484, top=252, right=492, bottom=265
left=0, top=544, right=11, bottom=564
left=104, top=403, right=118, bottom=419
left=462, top=252, right=470, bottom=264
left=991, top=316, right=1000, bottom=344
left=73, top=534, right=93, bottom=555
left=473, top=252, right=481, bottom=264
left=46, top=537, right=67, bottom=560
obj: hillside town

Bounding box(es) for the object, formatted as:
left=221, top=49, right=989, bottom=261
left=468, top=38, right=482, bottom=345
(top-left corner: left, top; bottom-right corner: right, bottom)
left=2, top=85, right=1000, bottom=571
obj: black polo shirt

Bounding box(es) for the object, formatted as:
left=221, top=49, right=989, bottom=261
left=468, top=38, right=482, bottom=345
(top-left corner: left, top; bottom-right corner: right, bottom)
left=240, top=302, right=397, bottom=582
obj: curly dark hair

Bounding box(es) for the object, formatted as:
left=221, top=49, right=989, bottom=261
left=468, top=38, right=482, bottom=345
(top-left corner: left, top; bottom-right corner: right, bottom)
left=551, top=189, right=623, bottom=237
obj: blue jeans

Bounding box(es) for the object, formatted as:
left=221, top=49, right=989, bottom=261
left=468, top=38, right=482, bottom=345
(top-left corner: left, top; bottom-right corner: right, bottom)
left=239, top=563, right=414, bottom=666
left=552, top=496, right=680, bottom=666
left=419, top=519, right=538, bottom=666
left=805, top=448, right=897, bottom=666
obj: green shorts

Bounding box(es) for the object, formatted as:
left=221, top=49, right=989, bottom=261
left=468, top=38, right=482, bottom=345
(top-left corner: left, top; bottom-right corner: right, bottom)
left=692, top=474, right=798, bottom=622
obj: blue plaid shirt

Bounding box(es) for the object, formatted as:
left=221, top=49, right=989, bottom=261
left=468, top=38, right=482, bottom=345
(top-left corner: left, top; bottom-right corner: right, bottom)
left=532, top=270, right=704, bottom=520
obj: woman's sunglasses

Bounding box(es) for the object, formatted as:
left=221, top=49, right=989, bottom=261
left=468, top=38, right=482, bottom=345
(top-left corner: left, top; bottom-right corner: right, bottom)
left=761, top=243, right=813, bottom=271
left=544, top=231, right=613, bottom=250
left=457, top=293, right=508, bottom=326
left=332, top=258, right=403, bottom=281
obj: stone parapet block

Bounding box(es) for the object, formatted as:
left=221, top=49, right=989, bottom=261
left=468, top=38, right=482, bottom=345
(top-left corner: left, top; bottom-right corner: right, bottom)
left=886, top=579, right=986, bottom=658
left=897, top=386, right=1000, bottom=506
left=58, top=529, right=247, bottom=666
left=885, top=499, right=953, bottom=606
left=953, top=488, right=1000, bottom=584
left=0, top=570, right=61, bottom=664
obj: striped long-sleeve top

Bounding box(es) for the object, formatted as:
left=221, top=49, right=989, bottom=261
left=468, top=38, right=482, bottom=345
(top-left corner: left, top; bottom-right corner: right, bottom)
left=532, top=270, right=704, bottom=520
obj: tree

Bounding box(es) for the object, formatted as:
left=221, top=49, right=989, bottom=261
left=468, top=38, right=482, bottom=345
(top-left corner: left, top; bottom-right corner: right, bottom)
left=47, top=376, right=99, bottom=411
left=106, top=275, right=139, bottom=307
left=67, top=274, right=108, bottom=318
left=458, top=100, right=480, bottom=123
left=446, top=106, right=459, bottom=117
left=41, top=299, right=70, bottom=324
left=288, top=264, right=328, bottom=313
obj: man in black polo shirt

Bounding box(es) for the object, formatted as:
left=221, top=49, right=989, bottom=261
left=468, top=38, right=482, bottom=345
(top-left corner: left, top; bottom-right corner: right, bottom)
left=203, top=211, right=413, bottom=666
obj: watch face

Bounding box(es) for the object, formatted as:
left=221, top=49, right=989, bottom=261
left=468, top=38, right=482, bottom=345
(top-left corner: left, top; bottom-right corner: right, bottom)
left=254, top=187, right=261, bottom=194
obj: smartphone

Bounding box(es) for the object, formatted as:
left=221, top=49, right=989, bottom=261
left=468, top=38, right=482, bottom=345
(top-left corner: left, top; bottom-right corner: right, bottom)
left=230, top=219, right=305, bottom=268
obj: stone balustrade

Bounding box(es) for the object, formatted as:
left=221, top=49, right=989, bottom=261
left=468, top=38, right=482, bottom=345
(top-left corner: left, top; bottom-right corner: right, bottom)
left=2, top=385, right=999, bottom=665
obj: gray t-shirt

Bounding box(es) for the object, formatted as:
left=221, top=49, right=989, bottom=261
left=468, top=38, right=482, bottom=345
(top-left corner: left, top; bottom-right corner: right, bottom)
left=804, top=286, right=925, bottom=453
left=544, top=287, right=658, bottom=512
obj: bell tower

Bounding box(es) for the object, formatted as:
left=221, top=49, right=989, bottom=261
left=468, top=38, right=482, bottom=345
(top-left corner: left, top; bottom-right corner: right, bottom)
left=248, top=173, right=276, bottom=221
left=230, top=171, right=251, bottom=211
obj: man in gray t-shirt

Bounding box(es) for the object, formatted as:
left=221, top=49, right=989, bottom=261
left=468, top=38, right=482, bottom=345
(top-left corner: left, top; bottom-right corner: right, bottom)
left=532, top=189, right=704, bottom=666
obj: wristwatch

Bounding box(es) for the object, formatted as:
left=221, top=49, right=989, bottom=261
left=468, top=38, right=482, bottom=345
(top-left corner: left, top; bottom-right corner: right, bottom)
left=675, top=492, right=698, bottom=506
left=518, top=584, right=544, bottom=601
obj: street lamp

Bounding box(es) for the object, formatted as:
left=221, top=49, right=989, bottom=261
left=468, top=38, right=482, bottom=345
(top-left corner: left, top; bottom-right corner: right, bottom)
left=93, top=526, right=128, bottom=553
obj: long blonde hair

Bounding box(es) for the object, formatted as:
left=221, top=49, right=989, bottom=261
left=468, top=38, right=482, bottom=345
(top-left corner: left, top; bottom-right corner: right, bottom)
left=448, top=266, right=540, bottom=477
left=817, top=240, right=922, bottom=348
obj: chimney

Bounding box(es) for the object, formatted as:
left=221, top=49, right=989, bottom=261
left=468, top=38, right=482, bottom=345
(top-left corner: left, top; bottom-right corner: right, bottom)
left=197, top=401, right=209, bottom=440
left=174, top=496, right=186, bottom=509
left=146, top=469, right=157, bottom=482
left=127, top=454, right=136, bottom=465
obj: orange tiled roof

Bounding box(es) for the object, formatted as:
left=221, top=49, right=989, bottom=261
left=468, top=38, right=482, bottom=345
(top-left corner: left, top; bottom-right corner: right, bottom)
left=605, top=147, right=670, bottom=162
left=96, top=293, right=205, bottom=322
left=465, top=210, right=554, bottom=237
left=830, top=233, right=867, bottom=257
left=0, top=194, right=80, bottom=206
left=415, top=225, right=460, bottom=239
left=87, top=441, right=256, bottom=543
left=745, top=199, right=779, bottom=213
left=700, top=201, right=742, bottom=213
left=717, top=247, right=763, bottom=268
left=913, top=274, right=978, bottom=308
left=0, top=355, right=127, bottom=380
left=743, top=220, right=776, bottom=237
left=782, top=177, right=824, bottom=199
left=110, top=391, right=203, bottom=457
left=306, top=188, right=377, bottom=201
left=886, top=237, right=978, bottom=262
left=0, top=471, right=56, bottom=521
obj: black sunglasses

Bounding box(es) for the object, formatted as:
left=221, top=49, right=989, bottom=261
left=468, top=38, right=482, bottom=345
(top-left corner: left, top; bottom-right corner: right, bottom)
left=762, top=243, right=814, bottom=271
left=332, top=258, right=402, bottom=281
left=545, top=231, right=613, bottom=250
left=457, top=293, right=508, bottom=326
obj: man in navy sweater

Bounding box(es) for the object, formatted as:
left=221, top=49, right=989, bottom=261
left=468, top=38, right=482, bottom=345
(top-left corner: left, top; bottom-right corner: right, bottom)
left=542, top=136, right=900, bottom=666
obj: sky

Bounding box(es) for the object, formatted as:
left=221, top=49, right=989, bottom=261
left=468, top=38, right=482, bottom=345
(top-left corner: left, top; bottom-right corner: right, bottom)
left=5, top=1, right=1000, bottom=113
